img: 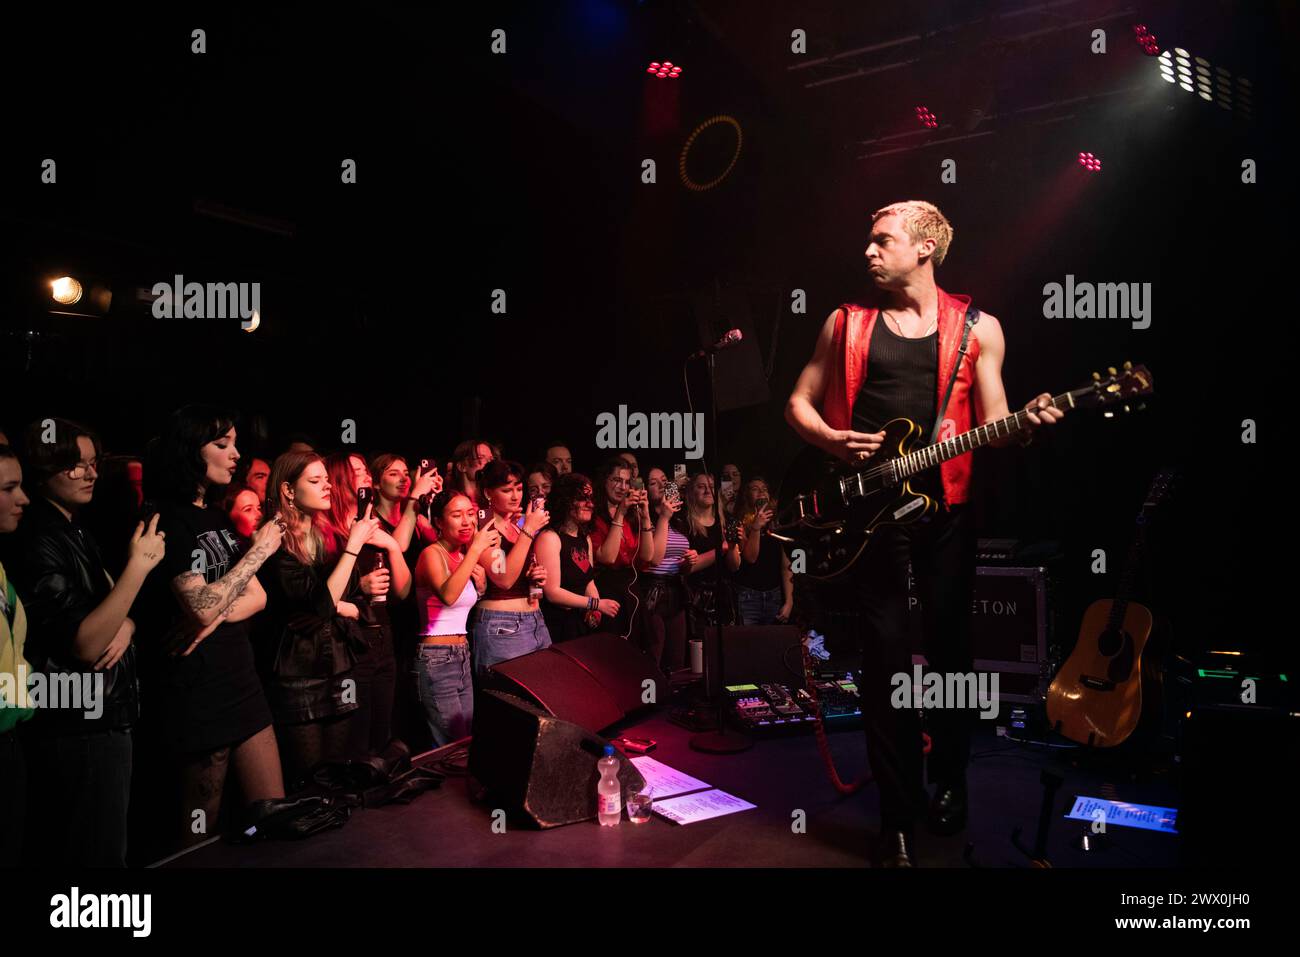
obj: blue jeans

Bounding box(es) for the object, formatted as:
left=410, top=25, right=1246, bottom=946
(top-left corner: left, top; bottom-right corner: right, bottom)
left=414, top=644, right=473, bottom=748
left=472, top=609, right=551, bottom=675
left=736, top=585, right=784, bottom=626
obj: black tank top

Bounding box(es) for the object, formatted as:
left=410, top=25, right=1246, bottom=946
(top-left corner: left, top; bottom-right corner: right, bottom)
left=556, top=530, right=595, bottom=595
left=851, top=315, right=942, bottom=500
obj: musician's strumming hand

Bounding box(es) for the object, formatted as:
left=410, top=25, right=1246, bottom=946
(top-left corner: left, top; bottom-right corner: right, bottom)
left=828, top=428, right=886, bottom=464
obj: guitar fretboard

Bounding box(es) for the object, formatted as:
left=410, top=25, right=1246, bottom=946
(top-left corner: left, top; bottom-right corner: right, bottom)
left=894, top=388, right=1083, bottom=480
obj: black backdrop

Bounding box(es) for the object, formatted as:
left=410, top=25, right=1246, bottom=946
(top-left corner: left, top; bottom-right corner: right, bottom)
left=0, top=2, right=1286, bottom=660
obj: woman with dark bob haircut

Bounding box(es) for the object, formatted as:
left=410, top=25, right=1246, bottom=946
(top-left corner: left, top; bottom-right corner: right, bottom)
left=141, top=405, right=286, bottom=850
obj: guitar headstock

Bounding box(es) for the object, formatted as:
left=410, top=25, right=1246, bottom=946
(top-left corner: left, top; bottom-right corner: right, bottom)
left=1076, top=361, right=1154, bottom=415
left=1137, top=467, right=1177, bottom=525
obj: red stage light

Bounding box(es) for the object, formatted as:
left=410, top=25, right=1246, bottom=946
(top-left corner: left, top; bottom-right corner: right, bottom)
left=648, top=59, right=682, bottom=78
left=1132, top=23, right=1160, bottom=55
left=914, top=106, right=938, bottom=128
left=1078, top=152, right=1101, bottom=172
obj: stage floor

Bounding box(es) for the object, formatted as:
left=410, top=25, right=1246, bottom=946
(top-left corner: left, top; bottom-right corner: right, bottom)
left=160, top=704, right=1181, bottom=868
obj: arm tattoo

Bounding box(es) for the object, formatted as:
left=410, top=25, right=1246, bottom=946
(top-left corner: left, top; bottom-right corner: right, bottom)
left=175, top=539, right=277, bottom=622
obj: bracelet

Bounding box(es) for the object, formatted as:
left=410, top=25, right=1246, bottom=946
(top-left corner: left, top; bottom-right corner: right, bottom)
left=611, top=521, right=624, bottom=528
left=587, top=596, right=597, bottom=611
left=345, top=550, right=360, bottom=557
left=519, top=527, right=535, bottom=540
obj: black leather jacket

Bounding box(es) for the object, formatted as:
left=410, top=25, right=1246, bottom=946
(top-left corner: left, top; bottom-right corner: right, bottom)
left=6, top=497, right=140, bottom=731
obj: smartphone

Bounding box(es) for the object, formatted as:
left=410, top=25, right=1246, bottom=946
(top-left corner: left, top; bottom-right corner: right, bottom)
left=629, top=477, right=644, bottom=492
left=531, top=496, right=546, bottom=513
left=615, top=736, right=657, bottom=754
left=755, top=497, right=768, bottom=511
left=477, top=508, right=488, bottom=524
left=673, top=463, right=687, bottom=485
left=720, top=479, right=734, bottom=499
left=419, top=458, right=432, bottom=472
left=355, top=486, right=374, bottom=521
left=664, top=481, right=681, bottom=505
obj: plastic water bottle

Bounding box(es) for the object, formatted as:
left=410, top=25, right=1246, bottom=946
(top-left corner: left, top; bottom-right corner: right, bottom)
left=597, top=745, right=622, bottom=826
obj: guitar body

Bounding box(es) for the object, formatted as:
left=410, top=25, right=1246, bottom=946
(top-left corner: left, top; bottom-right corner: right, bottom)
left=777, top=417, right=939, bottom=580
left=1047, top=598, right=1154, bottom=747
left=776, top=365, right=1153, bottom=581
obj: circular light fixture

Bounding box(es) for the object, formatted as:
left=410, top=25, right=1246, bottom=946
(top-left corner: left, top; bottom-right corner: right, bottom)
left=51, top=276, right=83, bottom=304
left=678, top=115, right=743, bottom=192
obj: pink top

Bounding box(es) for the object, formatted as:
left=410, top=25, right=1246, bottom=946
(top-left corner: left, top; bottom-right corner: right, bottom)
left=417, top=544, right=478, bottom=636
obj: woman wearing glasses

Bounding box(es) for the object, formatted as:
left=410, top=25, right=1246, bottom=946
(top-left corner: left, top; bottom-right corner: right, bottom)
left=8, top=419, right=167, bottom=866
left=534, top=473, right=621, bottom=644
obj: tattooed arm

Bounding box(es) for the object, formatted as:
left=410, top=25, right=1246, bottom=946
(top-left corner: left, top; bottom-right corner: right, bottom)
left=171, top=521, right=282, bottom=628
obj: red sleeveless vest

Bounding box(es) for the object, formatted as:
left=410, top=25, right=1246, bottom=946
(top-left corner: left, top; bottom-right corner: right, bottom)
left=819, top=287, right=980, bottom=507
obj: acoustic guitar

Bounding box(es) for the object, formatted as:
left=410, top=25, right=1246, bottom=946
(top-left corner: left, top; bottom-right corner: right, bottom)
left=1046, top=468, right=1175, bottom=747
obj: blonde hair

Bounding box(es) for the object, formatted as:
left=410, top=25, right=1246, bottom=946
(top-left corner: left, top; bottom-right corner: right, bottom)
left=872, top=200, right=953, bottom=267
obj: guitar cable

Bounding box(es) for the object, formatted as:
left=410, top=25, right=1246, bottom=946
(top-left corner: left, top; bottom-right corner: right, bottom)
left=798, top=637, right=872, bottom=796
left=795, top=636, right=935, bottom=796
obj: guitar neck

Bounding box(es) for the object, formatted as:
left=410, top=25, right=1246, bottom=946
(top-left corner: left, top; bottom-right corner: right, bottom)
left=896, top=386, right=1085, bottom=479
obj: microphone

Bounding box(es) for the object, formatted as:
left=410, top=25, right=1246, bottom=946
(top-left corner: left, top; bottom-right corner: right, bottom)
left=691, top=328, right=743, bottom=359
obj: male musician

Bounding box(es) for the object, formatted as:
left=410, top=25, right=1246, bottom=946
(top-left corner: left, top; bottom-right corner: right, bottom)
left=785, top=201, right=1064, bottom=866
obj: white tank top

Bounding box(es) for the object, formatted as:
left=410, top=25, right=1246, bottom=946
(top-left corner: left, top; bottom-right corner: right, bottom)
left=417, top=543, right=478, bottom=636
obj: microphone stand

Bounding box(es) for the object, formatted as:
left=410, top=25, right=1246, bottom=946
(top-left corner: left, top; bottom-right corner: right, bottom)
left=690, top=348, right=752, bottom=754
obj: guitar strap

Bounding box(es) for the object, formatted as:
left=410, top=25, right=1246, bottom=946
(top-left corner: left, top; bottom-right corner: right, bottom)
left=928, top=305, right=980, bottom=445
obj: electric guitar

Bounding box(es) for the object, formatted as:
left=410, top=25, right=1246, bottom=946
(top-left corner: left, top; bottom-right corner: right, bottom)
left=775, top=363, right=1153, bottom=580
left=1046, top=468, right=1174, bottom=748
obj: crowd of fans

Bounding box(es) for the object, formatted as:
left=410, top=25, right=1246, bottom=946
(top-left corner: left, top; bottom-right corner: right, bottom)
left=0, top=406, right=793, bottom=866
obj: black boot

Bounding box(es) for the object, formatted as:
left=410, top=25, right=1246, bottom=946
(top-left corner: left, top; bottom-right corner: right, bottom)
left=926, top=781, right=969, bottom=836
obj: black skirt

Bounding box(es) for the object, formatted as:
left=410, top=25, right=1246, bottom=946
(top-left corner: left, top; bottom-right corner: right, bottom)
left=158, top=625, right=274, bottom=755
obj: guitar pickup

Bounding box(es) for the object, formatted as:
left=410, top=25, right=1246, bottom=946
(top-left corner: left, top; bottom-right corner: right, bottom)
left=1080, top=675, right=1116, bottom=691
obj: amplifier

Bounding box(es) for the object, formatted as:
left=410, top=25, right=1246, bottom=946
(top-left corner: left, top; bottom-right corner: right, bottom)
left=909, top=564, right=1052, bottom=705
left=971, top=566, right=1050, bottom=705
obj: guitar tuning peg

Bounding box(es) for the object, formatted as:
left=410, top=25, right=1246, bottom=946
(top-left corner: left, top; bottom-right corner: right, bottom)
left=1107, top=366, right=1117, bottom=377
left=1124, top=404, right=1131, bottom=414
left=1123, top=360, right=1133, bottom=371
left=1092, top=371, right=1101, bottom=382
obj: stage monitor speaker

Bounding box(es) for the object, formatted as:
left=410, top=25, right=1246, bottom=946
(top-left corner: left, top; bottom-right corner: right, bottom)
left=549, top=632, right=667, bottom=714
left=484, top=643, right=624, bottom=733
left=468, top=690, right=647, bottom=828
left=716, top=625, right=803, bottom=691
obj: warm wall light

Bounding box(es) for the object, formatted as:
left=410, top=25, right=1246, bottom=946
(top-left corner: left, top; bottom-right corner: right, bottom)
left=51, top=276, right=83, bottom=304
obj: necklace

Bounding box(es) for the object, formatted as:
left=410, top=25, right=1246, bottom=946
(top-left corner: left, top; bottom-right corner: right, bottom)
left=883, top=309, right=936, bottom=338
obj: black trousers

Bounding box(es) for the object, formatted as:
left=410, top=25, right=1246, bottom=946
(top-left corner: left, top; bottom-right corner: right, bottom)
left=24, top=726, right=133, bottom=867
left=0, top=728, right=26, bottom=865
left=346, top=624, right=396, bottom=759
left=850, top=504, right=976, bottom=831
